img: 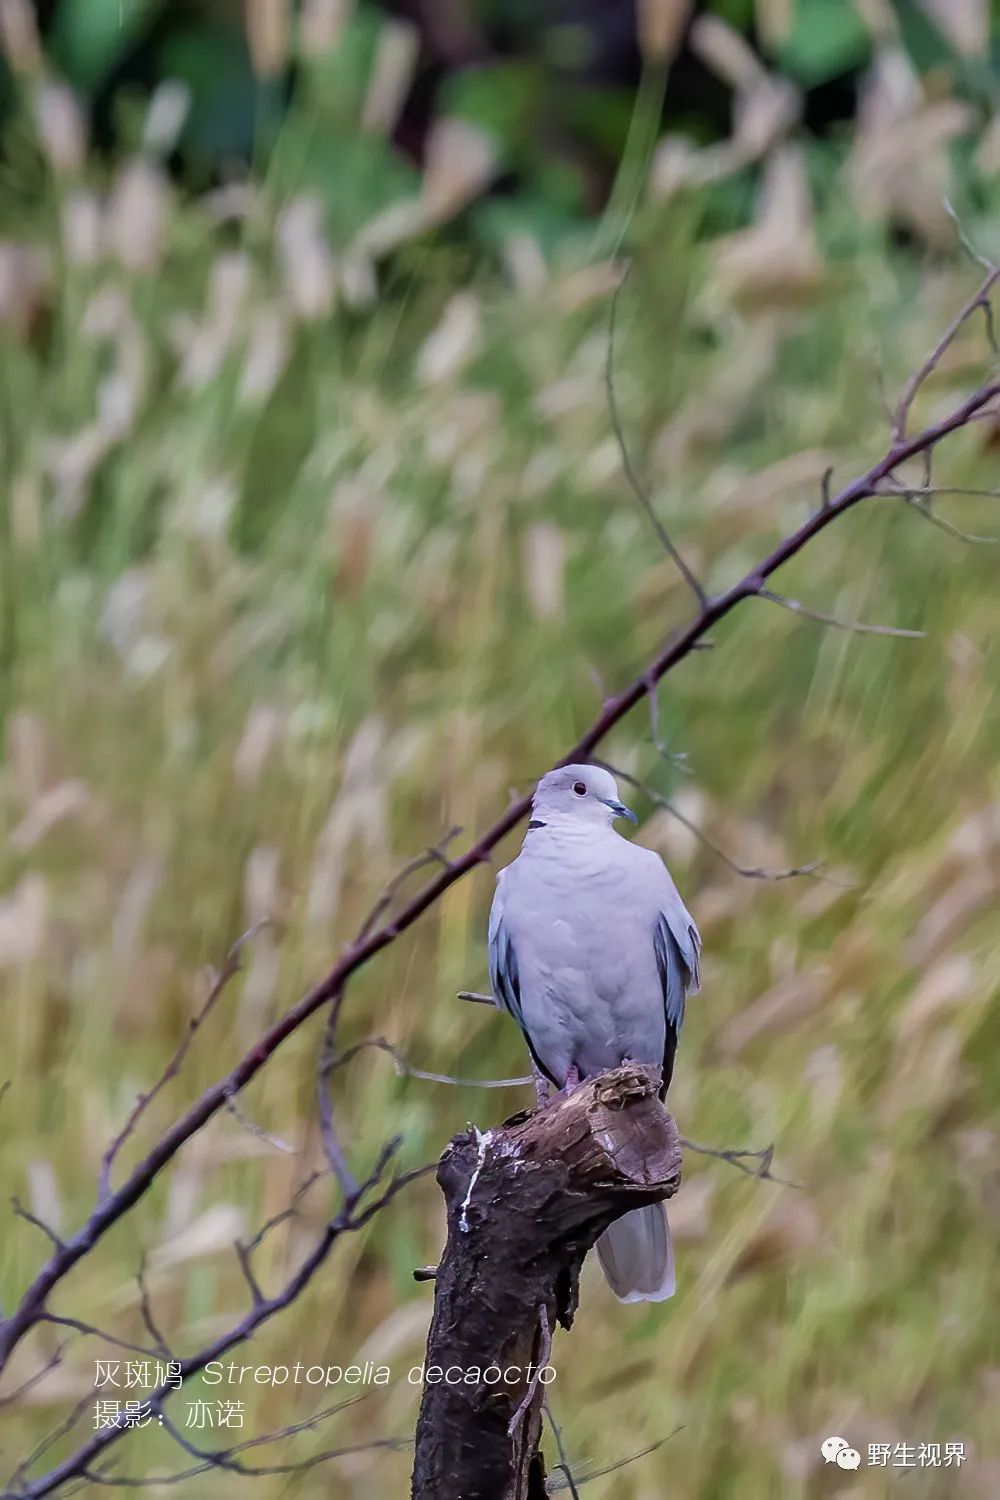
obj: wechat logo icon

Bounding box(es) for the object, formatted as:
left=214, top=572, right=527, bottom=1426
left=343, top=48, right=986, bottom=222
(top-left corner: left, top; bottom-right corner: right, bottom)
left=821, top=1436, right=861, bottom=1470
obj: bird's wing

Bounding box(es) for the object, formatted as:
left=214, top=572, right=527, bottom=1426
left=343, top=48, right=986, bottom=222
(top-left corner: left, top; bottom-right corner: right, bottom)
left=648, top=856, right=701, bottom=1090
left=487, top=870, right=522, bottom=1025
left=488, top=866, right=558, bottom=1085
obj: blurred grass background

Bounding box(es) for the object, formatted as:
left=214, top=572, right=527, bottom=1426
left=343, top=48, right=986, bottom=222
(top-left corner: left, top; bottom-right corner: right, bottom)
left=1, top=1, right=1000, bottom=1495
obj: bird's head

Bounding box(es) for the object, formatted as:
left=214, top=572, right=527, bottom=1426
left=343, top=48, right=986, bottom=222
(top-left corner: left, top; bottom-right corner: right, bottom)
left=530, top=764, right=638, bottom=830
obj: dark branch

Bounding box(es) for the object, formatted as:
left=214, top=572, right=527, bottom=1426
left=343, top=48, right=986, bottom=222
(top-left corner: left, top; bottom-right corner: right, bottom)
left=680, top=1136, right=799, bottom=1188
left=893, top=267, right=999, bottom=442
left=14, top=1154, right=428, bottom=1498
left=11, top=1198, right=64, bottom=1251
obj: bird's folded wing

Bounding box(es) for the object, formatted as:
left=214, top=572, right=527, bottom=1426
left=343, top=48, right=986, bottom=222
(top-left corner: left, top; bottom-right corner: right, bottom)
left=488, top=873, right=523, bottom=1026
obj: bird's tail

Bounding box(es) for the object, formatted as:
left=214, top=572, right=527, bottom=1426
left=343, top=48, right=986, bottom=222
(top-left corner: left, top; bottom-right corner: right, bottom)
left=596, top=1203, right=675, bottom=1303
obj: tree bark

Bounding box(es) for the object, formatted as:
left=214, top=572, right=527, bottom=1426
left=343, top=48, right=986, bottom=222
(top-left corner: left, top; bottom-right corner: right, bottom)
left=411, top=1063, right=682, bottom=1500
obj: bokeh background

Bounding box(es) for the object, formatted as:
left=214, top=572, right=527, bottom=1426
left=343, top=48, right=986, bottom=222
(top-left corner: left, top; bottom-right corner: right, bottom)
left=2, top=1, right=1000, bottom=1495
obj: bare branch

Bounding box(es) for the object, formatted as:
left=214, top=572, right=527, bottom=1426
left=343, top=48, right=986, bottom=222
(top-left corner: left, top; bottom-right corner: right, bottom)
left=0, top=1345, right=66, bottom=1408
left=646, top=676, right=691, bottom=771
left=241, top=1168, right=329, bottom=1255
left=334, top=1035, right=532, bottom=1090
left=820, top=465, right=834, bottom=510
left=79, top=1422, right=410, bottom=1487
left=596, top=763, right=829, bottom=884
left=224, top=1087, right=296, bottom=1154
left=556, top=1430, right=683, bottom=1490
left=316, top=989, right=357, bottom=1199
left=97, top=923, right=270, bottom=1203
left=899, top=495, right=1000, bottom=546
left=11, top=1198, right=64, bottom=1252
left=881, top=482, right=1000, bottom=501
left=680, top=1136, right=799, bottom=1188
left=7, top=1394, right=94, bottom=1492
left=355, top=827, right=463, bottom=945
left=233, top=1239, right=265, bottom=1307
left=759, top=588, right=925, bottom=639
left=606, top=260, right=708, bottom=609
left=893, top=267, right=999, bottom=442
left=136, top=1254, right=171, bottom=1359
left=36, top=1315, right=159, bottom=1360
left=543, top=1400, right=581, bottom=1500
left=943, top=197, right=997, bottom=279
left=457, top=989, right=497, bottom=1006
left=14, top=1153, right=427, bottom=1498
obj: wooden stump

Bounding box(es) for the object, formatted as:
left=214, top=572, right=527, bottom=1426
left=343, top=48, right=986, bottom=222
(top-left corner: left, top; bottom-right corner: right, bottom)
left=411, top=1063, right=682, bottom=1500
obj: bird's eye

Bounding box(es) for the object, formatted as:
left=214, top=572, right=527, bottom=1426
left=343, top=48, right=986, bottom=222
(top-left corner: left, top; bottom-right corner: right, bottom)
left=572, top=781, right=587, bottom=796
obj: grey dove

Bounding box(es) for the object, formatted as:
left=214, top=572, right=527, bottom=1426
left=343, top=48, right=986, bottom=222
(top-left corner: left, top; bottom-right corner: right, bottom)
left=488, top=763, right=701, bottom=1303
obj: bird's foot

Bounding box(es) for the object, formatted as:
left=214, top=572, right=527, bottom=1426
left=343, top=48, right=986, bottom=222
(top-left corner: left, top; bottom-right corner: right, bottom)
left=559, top=1065, right=581, bottom=1096
left=532, top=1063, right=581, bottom=1109
left=531, top=1061, right=552, bottom=1108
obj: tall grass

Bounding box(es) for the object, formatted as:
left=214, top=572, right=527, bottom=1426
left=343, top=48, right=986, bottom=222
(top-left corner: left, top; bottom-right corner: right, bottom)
left=2, top=26, right=1000, bottom=1500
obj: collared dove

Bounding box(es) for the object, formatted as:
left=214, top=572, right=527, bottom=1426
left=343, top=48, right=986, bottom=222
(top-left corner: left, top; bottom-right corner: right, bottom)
left=488, top=763, right=700, bottom=1303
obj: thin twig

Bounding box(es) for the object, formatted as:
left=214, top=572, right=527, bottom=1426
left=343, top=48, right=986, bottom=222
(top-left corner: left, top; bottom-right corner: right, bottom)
left=559, top=1429, right=684, bottom=1490
left=0, top=1345, right=67, bottom=1408
left=7, top=1394, right=94, bottom=1493
left=355, top=828, right=463, bottom=945
left=899, top=495, right=1000, bottom=546
left=882, top=482, right=1000, bottom=501
left=11, top=1199, right=64, bottom=1252
left=596, top=762, right=830, bottom=884
left=224, top=1087, right=297, bottom=1154
left=14, top=1156, right=427, bottom=1498
left=606, top=261, right=707, bottom=609
left=943, top=197, right=997, bottom=280
left=333, top=1035, right=532, bottom=1090
left=36, top=1315, right=159, bottom=1360
left=680, top=1136, right=800, bottom=1188
left=646, top=676, right=691, bottom=771
left=893, top=267, right=1000, bottom=442
left=759, top=588, right=925, bottom=639
left=544, top=1399, right=582, bottom=1500
left=316, top=989, right=357, bottom=1199
left=136, top=1254, right=171, bottom=1359
left=241, top=1169, right=329, bottom=1255
left=233, top=1240, right=265, bottom=1307
left=97, top=923, right=270, bottom=1203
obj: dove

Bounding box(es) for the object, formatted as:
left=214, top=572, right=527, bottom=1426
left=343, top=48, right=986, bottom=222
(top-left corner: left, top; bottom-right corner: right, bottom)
left=488, top=763, right=700, bottom=1302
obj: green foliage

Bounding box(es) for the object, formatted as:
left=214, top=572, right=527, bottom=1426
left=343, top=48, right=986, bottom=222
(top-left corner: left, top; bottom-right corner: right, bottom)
left=1, top=6, right=999, bottom=1497
left=778, top=0, right=871, bottom=86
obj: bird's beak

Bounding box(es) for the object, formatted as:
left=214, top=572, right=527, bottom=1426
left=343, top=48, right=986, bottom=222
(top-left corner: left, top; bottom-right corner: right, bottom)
left=604, top=798, right=638, bottom=825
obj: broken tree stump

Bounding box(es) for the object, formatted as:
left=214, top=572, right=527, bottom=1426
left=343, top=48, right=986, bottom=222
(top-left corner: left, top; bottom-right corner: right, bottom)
left=411, top=1063, right=682, bottom=1500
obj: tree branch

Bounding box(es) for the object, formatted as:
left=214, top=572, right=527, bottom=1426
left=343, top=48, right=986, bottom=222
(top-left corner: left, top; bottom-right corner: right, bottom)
left=411, top=1065, right=682, bottom=1499
left=892, top=268, right=999, bottom=443
left=12, top=1154, right=429, bottom=1498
